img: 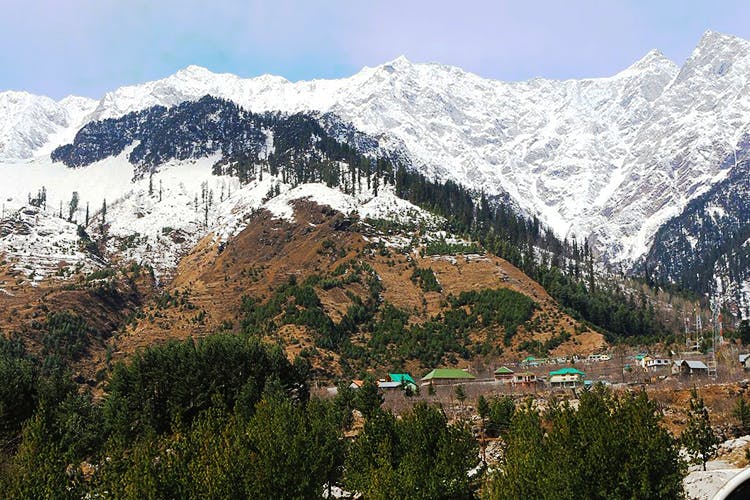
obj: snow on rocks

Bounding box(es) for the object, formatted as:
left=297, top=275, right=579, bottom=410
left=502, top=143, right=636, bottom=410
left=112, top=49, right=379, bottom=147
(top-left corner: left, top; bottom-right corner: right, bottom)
left=5, top=30, right=750, bottom=279
left=0, top=206, right=101, bottom=283
left=262, top=182, right=441, bottom=228
left=683, top=435, right=750, bottom=499
left=683, top=460, right=743, bottom=500
left=53, top=31, right=750, bottom=268
left=0, top=91, right=97, bottom=161
left=718, top=435, right=750, bottom=455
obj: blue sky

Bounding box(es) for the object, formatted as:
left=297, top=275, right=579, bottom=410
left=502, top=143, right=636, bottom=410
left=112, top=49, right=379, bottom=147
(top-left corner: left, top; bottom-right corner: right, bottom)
left=4, top=0, right=750, bottom=99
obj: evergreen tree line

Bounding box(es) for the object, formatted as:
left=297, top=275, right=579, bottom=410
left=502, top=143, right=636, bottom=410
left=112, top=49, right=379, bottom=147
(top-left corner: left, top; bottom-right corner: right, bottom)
left=484, top=386, right=685, bottom=499
left=0, top=332, right=479, bottom=499
left=1, top=330, right=698, bottom=499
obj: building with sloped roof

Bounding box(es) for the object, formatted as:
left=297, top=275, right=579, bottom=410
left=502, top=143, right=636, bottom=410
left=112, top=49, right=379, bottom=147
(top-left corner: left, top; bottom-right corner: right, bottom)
left=421, top=368, right=475, bottom=385
left=680, top=360, right=708, bottom=376
left=494, top=366, right=514, bottom=382
left=549, top=367, right=585, bottom=387
left=378, top=381, right=405, bottom=390
left=385, top=373, right=417, bottom=391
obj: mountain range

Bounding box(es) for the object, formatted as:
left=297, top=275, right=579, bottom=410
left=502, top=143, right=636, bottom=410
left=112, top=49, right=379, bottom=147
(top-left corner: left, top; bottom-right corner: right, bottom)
left=1, top=29, right=749, bottom=318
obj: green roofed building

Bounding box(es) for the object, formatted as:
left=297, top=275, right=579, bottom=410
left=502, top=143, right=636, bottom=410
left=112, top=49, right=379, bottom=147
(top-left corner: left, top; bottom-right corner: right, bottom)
left=387, top=373, right=417, bottom=391
left=549, top=367, right=585, bottom=388
left=521, top=356, right=548, bottom=367
left=421, top=368, right=475, bottom=385
left=494, top=366, right=514, bottom=382
left=521, top=356, right=538, bottom=366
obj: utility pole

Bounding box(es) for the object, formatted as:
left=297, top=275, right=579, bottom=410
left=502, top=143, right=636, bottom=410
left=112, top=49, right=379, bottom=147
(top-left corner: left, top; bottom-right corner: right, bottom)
left=708, top=300, right=719, bottom=379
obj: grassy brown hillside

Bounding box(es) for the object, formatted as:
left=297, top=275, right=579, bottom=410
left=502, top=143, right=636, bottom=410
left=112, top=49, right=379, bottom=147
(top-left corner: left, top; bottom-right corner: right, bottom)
left=109, top=200, right=603, bottom=379
left=0, top=260, right=155, bottom=383
left=0, top=200, right=604, bottom=383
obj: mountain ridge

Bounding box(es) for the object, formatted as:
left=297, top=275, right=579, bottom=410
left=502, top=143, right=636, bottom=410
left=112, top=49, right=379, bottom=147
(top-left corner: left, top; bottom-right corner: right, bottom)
left=1, top=30, right=750, bottom=316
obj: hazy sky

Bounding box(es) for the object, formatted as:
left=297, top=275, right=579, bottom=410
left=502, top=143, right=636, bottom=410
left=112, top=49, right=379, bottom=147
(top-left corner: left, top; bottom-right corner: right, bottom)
left=4, top=0, right=750, bottom=99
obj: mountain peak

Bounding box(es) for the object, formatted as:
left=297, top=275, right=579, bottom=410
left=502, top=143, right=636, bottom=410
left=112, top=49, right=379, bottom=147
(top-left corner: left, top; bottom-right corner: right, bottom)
left=377, top=55, right=413, bottom=73
left=691, top=29, right=750, bottom=60
left=0, top=89, right=38, bottom=102
left=697, top=29, right=746, bottom=47
left=676, top=29, right=750, bottom=82
left=388, top=55, right=411, bottom=65
left=174, top=64, right=219, bottom=80
left=619, top=49, right=678, bottom=77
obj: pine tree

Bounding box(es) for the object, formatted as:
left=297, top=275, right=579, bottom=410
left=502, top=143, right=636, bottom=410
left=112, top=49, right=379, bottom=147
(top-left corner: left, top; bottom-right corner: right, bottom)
left=67, top=191, right=79, bottom=222
left=100, top=199, right=107, bottom=235
left=355, top=377, right=383, bottom=419
left=454, top=384, right=467, bottom=405
left=484, top=388, right=683, bottom=499
left=344, top=402, right=477, bottom=499
left=682, top=387, right=719, bottom=471
left=738, top=320, right=750, bottom=345
left=733, top=396, right=750, bottom=435
left=477, top=395, right=490, bottom=420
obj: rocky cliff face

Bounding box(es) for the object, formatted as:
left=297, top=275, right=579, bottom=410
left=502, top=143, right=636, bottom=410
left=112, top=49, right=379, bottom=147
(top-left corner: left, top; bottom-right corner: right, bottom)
left=644, top=151, right=750, bottom=318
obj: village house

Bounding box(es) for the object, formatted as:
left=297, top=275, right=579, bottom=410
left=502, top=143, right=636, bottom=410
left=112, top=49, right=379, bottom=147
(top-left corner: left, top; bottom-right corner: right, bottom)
left=385, top=373, right=417, bottom=391
left=587, top=353, right=611, bottom=362
left=680, top=360, right=709, bottom=376
left=494, top=366, right=514, bottom=382
left=421, top=368, right=476, bottom=386
left=671, top=360, right=683, bottom=376
left=512, top=371, right=538, bottom=388
left=377, top=380, right=403, bottom=390
left=521, top=356, right=548, bottom=367
left=645, top=358, right=671, bottom=372
left=549, top=367, right=585, bottom=388
left=740, top=354, right=750, bottom=370
left=638, top=355, right=654, bottom=369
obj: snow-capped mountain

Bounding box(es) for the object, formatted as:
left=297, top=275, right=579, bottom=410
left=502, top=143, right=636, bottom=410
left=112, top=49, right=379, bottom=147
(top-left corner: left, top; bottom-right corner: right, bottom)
left=0, top=97, right=443, bottom=283
left=83, top=53, right=681, bottom=260
left=0, top=91, right=97, bottom=161
left=1, top=30, right=750, bottom=305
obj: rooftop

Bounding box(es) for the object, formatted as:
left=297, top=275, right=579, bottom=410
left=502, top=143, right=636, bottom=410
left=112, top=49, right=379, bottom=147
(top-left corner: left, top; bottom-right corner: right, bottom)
left=388, top=373, right=416, bottom=385
left=421, top=368, right=476, bottom=381
left=378, top=381, right=404, bottom=389
left=549, top=367, right=585, bottom=376
left=681, top=360, right=708, bottom=370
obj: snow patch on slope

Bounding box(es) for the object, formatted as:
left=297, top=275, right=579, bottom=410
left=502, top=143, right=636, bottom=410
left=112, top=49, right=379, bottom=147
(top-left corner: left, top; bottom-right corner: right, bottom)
left=0, top=149, right=439, bottom=280
left=0, top=207, right=101, bottom=284
left=263, top=182, right=441, bottom=228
